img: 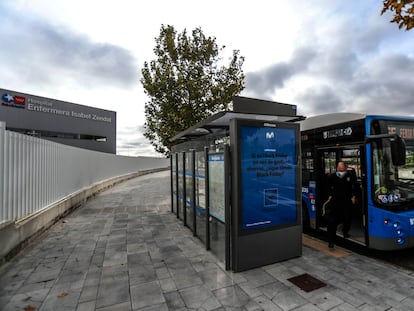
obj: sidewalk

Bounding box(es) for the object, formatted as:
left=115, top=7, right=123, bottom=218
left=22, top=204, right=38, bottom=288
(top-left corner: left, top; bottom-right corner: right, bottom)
left=0, top=170, right=413, bottom=311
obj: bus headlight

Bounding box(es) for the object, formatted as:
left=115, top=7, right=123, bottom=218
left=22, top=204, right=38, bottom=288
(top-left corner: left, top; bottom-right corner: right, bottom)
left=397, top=237, right=405, bottom=245
left=393, top=222, right=400, bottom=228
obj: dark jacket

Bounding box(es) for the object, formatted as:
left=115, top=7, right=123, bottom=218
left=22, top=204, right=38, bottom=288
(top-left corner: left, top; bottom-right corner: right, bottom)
left=328, top=170, right=356, bottom=202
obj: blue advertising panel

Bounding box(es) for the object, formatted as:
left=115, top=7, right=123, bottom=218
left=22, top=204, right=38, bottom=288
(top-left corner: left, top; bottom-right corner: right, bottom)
left=240, top=125, right=298, bottom=231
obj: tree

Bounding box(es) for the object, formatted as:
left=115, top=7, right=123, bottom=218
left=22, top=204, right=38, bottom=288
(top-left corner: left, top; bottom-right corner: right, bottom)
left=381, top=0, right=414, bottom=30
left=141, top=25, right=245, bottom=155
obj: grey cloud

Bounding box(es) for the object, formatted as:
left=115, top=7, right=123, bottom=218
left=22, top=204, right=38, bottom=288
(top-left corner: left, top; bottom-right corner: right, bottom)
left=0, top=5, right=138, bottom=89
left=245, top=63, right=292, bottom=96
left=315, top=48, right=358, bottom=81
left=345, top=53, right=414, bottom=114
left=116, top=125, right=159, bottom=157
left=117, top=139, right=158, bottom=157
left=295, top=86, right=345, bottom=115
left=354, top=14, right=406, bottom=54
left=245, top=14, right=414, bottom=117
left=245, top=47, right=318, bottom=97
left=118, top=125, right=143, bottom=137
left=295, top=53, right=414, bottom=117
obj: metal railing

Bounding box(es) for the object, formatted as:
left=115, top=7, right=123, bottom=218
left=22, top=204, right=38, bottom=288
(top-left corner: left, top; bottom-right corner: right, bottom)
left=0, top=122, right=168, bottom=224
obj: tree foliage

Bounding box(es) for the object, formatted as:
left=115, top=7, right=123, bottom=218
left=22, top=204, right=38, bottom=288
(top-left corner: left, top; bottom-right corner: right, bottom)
left=141, top=25, right=245, bottom=155
left=381, top=0, right=414, bottom=30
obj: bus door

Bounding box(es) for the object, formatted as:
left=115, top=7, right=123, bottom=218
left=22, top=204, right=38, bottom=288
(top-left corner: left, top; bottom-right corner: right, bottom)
left=316, top=146, right=367, bottom=245
left=340, top=146, right=367, bottom=245
left=315, top=149, right=337, bottom=228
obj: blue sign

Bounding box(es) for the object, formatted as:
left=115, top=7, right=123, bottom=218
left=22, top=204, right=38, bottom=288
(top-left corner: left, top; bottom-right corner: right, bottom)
left=241, top=125, right=297, bottom=230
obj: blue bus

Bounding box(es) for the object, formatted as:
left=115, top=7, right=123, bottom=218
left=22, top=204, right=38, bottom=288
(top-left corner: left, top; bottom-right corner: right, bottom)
left=300, top=113, right=414, bottom=250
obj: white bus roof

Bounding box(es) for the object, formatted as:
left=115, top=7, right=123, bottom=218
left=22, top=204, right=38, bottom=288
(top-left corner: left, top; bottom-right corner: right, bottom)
left=299, top=113, right=366, bottom=131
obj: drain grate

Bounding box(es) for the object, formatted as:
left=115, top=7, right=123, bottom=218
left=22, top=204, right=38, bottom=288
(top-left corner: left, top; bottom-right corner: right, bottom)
left=287, top=273, right=327, bottom=292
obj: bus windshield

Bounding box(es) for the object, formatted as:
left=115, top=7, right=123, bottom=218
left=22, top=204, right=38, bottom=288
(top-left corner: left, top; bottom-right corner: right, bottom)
left=372, top=140, right=414, bottom=210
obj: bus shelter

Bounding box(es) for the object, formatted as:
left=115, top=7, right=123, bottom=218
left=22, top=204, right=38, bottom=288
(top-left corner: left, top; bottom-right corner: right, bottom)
left=170, top=96, right=304, bottom=272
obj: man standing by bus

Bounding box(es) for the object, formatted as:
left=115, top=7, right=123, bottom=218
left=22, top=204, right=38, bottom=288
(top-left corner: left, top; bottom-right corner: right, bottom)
left=326, top=162, right=356, bottom=248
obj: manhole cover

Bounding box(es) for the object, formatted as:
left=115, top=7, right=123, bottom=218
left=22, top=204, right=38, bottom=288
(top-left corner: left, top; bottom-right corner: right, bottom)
left=287, top=273, right=326, bottom=292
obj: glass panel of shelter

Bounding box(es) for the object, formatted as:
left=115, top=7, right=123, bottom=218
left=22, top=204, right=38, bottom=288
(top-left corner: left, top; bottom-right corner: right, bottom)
left=172, top=153, right=177, bottom=214
left=177, top=152, right=185, bottom=221
left=170, top=135, right=229, bottom=265
left=195, top=150, right=207, bottom=244
left=185, top=152, right=194, bottom=231
left=208, top=149, right=226, bottom=263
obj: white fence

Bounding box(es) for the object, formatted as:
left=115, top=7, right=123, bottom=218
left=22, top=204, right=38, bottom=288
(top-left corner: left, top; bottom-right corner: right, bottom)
left=0, top=122, right=169, bottom=224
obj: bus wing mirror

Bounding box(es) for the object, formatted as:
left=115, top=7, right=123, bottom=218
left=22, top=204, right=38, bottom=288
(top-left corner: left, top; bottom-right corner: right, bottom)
left=390, top=135, right=406, bottom=166
left=365, top=134, right=406, bottom=166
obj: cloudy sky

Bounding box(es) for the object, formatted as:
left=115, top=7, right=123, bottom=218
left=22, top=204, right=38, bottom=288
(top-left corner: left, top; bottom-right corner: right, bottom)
left=1, top=0, right=413, bottom=156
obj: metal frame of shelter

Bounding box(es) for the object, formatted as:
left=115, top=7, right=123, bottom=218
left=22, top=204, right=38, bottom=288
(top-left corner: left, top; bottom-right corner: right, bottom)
left=170, top=96, right=304, bottom=271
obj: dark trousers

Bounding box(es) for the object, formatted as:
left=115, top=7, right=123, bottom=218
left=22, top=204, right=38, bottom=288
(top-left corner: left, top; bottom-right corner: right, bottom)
left=343, top=204, right=352, bottom=235
left=327, top=199, right=352, bottom=244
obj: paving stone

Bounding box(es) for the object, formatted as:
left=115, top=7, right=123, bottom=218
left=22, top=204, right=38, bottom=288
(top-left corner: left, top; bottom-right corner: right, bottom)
left=128, top=252, right=152, bottom=267
left=357, top=304, right=391, bottom=311
left=95, top=301, right=131, bottom=311
left=96, top=281, right=130, bottom=309
left=240, top=269, right=274, bottom=288
left=180, top=284, right=221, bottom=310
left=326, top=288, right=365, bottom=308
left=0, top=295, right=11, bottom=308
left=1, top=288, right=50, bottom=311
left=190, top=257, right=219, bottom=273
left=130, top=280, right=165, bottom=310
left=225, top=271, right=248, bottom=284
left=136, top=303, right=169, bottom=311
left=129, top=264, right=157, bottom=286
left=76, top=300, right=96, bottom=311
left=127, top=242, right=148, bottom=254
left=213, top=285, right=250, bottom=308
left=17, top=279, right=54, bottom=294
left=155, top=266, right=170, bottom=280
left=79, top=285, right=98, bottom=303
left=380, top=287, right=409, bottom=302
left=103, top=251, right=128, bottom=267
left=272, top=289, right=307, bottom=311
left=198, top=267, right=234, bottom=290
left=159, top=277, right=177, bottom=293
left=244, top=299, right=266, bottom=311
left=291, top=302, right=325, bottom=311
left=329, top=302, right=359, bottom=311
left=100, top=264, right=128, bottom=284
left=164, top=291, right=185, bottom=310
left=2, top=171, right=414, bottom=311
left=55, top=270, right=87, bottom=288
left=253, top=295, right=283, bottom=311
left=25, top=268, right=61, bottom=284
left=238, top=281, right=263, bottom=299
left=257, top=280, right=290, bottom=300
left=39, top=287, right=82, bottom=311
left=307, top=291, right=344, bottom=310
left=168, top=268, right=203, bottom=290
left=265, top=265, right=297, bottom=285
left=83, top=265, right=102, bottom=286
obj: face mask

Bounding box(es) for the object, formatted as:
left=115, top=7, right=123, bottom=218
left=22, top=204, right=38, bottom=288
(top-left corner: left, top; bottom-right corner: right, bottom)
left=337, top=171, right=346, bottom=178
